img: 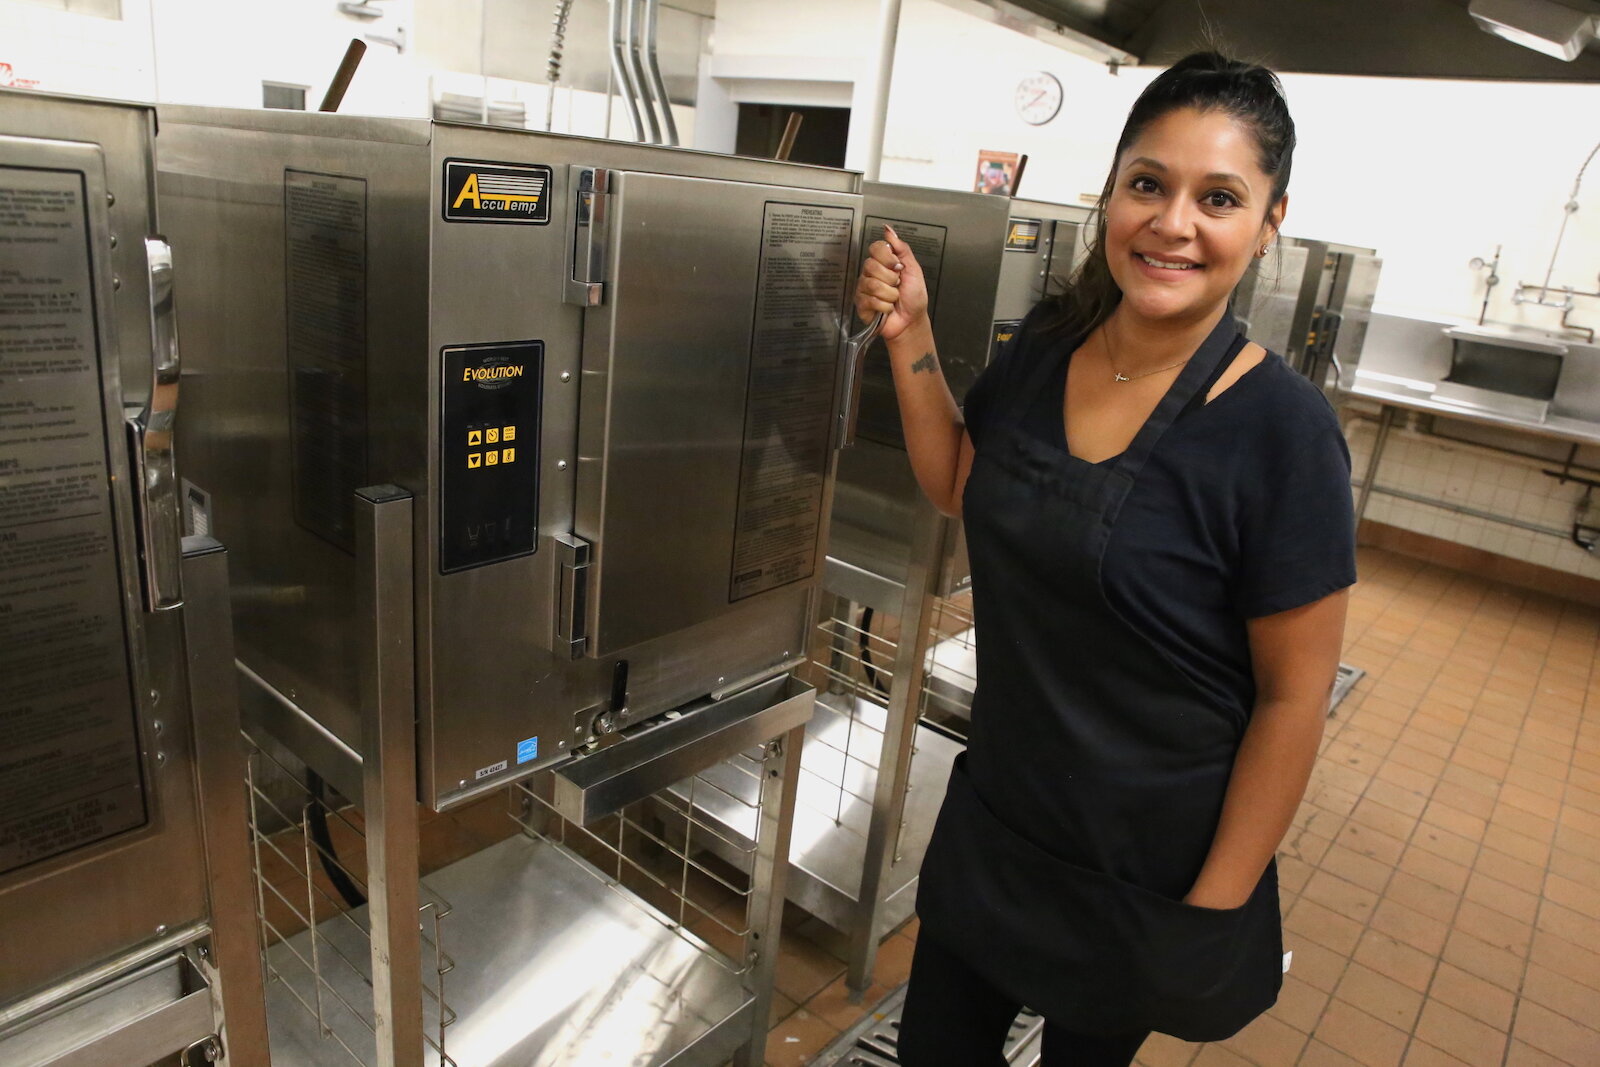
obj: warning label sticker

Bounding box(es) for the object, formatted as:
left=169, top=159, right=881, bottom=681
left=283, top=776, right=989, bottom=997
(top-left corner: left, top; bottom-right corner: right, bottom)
left=729, top=202, right=854, bottom=602
left=285, top=169, right=368, bottom=553
left=442, top=159, right=553, bottom=225
left=0, top=166, right=148, bottom=876
left=1006, top=218, right=1043, bottom=252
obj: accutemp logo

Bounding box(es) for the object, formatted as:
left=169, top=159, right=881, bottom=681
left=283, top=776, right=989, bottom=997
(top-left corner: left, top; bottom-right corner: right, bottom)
left=1005, top=219, right=1042, bottom=251
left=443, top=159, right=553, bottom=225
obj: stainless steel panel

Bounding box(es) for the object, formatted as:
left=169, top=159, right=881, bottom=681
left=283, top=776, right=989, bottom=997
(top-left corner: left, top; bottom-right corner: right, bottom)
left=1235, top=242, right=1310, bottom=355
left=1351, top=312, right=1600, bottom=447
left=1430, top=380, right=1552, bottom=424
left=0, top=954, right=214, bottom=1067
left=178, top=537, right=270, bottom=1066
left=0, top=145, right=148, bottom=875
left=423, top=123, right=858, bottom=807
left=355, top=486, right=424, bottom=1067
left=552, top=675, right=813, bottom=825
left=1280, top=238, right=1380, bottom=385
left=993, top=198, right=1093, bottom=323
left=826, top=441, right=925, bottom=615
left=827, top=184, right=1008, bottom=607
left=160, top=107, right=863, bottom=812
left=853, top=183, right=1010, bottom=447
left=264, top=836, right=756, bottom=1067
left=575, top=174, right=857, bottom=655
left=1330, top=253, right=1383, bottom=390
left=0, top=91, right=209, bottom=1009
left=157, top=111, right=429, bottom=760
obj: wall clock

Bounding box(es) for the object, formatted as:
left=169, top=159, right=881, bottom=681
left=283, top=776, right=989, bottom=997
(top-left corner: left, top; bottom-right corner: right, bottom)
left=1015, top=71, right=1063, bottom=126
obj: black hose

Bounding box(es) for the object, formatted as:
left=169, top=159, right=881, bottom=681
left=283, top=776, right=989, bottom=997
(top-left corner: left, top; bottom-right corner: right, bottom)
left=306, top=769, right=367, bottom=910
left=859, top=606, right=890, bottom=696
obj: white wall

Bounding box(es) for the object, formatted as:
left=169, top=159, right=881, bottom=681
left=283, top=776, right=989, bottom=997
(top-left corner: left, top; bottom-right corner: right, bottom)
left=0, top=0, right=696, bottom=140
left=864, top=0, right=1600, bottom=332
left=0, top=0, right=156, bottom=99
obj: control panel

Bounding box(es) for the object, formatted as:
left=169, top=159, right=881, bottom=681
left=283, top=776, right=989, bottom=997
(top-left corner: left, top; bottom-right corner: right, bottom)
left=440, top=341, right=542, bottom=573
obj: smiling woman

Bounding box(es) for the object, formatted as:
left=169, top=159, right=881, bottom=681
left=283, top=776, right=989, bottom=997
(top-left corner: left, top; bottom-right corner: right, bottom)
left=854, top=51, right=1358, bottom=1066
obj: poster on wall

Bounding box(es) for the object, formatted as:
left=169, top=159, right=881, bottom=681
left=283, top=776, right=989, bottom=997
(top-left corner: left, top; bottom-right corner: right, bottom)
left=974, top=150, right=1019, bottom=196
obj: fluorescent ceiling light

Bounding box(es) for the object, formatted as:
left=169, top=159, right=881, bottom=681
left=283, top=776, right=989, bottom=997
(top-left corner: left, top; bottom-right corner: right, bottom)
left=1468, top=0, right=1598, bottom=61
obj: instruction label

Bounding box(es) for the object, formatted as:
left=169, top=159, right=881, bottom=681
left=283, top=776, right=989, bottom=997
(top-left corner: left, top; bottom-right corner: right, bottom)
left=285, top=170, right=368, bottom=552
left=862, top=215, right=948, bottom=314
left=730, top=202, right=854, bottom=602
left=0, top=166, right=148, bottom=876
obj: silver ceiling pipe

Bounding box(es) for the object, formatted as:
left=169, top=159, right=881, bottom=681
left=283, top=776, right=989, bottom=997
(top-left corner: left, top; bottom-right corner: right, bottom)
left=642, top=0, right=680, bottom=146
left=607, top=0, right=648, bottom=141
left=625, top=0, right=664, bottom=144
left=545, top=0, right=574, bottom=132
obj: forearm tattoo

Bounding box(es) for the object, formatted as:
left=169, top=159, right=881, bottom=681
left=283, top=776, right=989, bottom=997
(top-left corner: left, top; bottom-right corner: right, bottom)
left=910, top=352, right=937, bottom=375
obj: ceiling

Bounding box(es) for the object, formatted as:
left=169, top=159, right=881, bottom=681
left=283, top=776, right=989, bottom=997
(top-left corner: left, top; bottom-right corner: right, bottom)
left=988, top=0, right=1600, bottom=80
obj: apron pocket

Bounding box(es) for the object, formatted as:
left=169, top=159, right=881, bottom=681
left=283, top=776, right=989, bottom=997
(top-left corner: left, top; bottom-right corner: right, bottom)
left=917, top=755, right=1279, bottom=1040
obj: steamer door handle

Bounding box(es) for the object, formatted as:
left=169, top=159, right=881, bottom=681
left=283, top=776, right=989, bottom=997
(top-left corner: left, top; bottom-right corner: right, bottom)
left=836, top=312, right=883, bottom=449
left=127, top=236, right=184, bottom=611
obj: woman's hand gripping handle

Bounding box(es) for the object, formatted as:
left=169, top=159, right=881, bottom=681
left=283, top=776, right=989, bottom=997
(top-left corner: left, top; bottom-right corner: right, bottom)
left=855, top=224, right=929, bottom=340
left=849, top=225, right=972, bottom=517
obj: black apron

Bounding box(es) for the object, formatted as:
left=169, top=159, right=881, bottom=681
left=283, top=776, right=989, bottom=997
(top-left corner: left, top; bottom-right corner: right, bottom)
left=916, top=312, right=1281, bottom=1043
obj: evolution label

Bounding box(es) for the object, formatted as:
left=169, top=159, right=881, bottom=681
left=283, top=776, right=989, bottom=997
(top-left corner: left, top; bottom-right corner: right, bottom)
left=442, top=160, right=553, bottom=225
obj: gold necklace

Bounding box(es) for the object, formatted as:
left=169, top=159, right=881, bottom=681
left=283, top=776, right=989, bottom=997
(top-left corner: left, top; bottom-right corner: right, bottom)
left=1103, top=321, right=1192, bottom=383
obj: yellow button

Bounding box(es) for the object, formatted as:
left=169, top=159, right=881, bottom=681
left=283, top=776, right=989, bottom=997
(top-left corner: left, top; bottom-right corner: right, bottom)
left=485, top=450, right=499, bottom=466
left=486, top=427, right=500, bottom=444
left=467, top=453, right=481, bottom=469
left=501, top=447, right=515, bottom=464
left=503, top=425, right=516, bottom=442
left=468, top=430, right=482, bottom=447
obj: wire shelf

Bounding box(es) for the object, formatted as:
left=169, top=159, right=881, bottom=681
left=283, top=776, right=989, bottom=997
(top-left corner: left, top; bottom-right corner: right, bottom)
left=509, top=742, right=783, bottom=979
left=919, top=596, right=977, bottom=733
left=245, top=737, right=458, bottom=1067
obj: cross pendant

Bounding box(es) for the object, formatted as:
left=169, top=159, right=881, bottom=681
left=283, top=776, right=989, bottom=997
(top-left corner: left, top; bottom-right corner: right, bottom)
left=1114, top=372, right=1130, bottom=382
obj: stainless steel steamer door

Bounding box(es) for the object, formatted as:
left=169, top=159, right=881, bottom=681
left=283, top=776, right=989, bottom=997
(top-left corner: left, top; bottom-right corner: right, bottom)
left=576, top=174, right=857, bottom=657
left=0, top=143, right=149, bottom=880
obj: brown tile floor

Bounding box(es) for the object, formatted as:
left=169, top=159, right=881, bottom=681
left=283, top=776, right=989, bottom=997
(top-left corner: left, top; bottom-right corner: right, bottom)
left=762, top=546, right=1600, bottom=1066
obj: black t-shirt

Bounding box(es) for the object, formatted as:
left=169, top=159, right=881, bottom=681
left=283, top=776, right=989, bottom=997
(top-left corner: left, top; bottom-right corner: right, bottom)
left=962, top=311, right=1358, bottom=717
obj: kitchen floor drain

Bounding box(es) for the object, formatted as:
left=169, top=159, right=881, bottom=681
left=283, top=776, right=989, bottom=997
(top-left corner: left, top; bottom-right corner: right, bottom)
left=1331, top=661, right=1365, bottom=714
left=813, top=984, right=1045, bottom=1066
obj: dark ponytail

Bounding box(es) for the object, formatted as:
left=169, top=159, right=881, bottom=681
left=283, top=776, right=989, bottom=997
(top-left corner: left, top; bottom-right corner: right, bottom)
left=1041, top=51, right=1296, bottom=341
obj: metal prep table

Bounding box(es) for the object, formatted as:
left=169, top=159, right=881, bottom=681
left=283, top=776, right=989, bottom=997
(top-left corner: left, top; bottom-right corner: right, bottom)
left=1344, top=313, right=1600, bottom=530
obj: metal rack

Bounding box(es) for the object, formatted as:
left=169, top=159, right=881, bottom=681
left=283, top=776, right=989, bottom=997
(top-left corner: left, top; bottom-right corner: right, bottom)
left=245, top=738, right=457, bottom=1067
left=235, top=488, right=812, bottom=1067
left=667, top=499, right=962, bottom=996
